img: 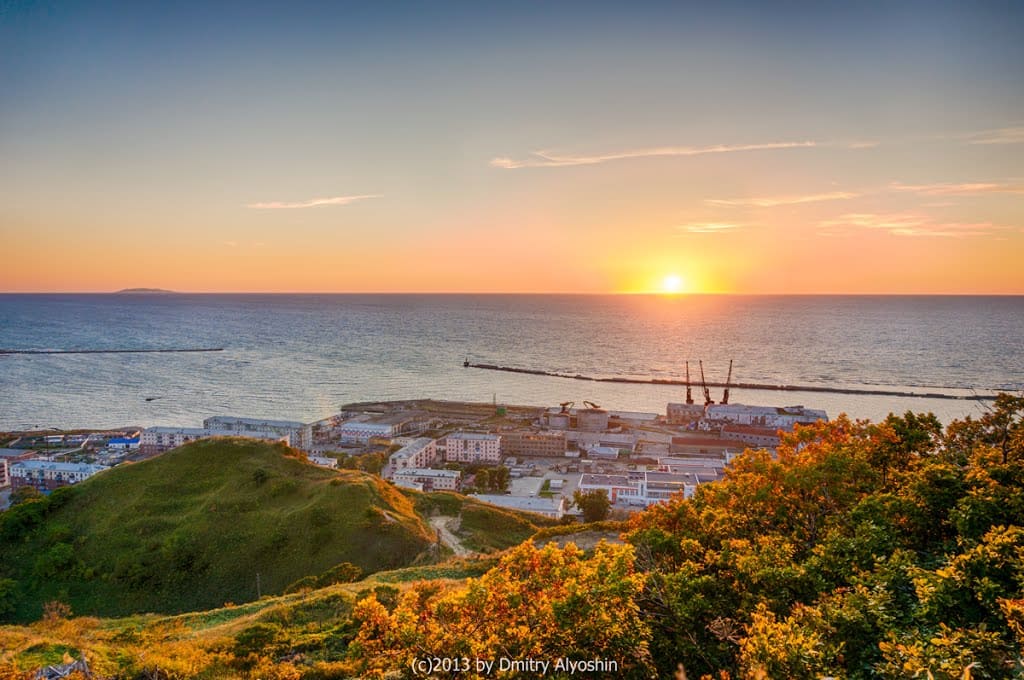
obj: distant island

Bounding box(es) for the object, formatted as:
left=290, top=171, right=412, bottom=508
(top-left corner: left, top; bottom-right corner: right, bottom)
left=114, top=288, right=177, bottom=294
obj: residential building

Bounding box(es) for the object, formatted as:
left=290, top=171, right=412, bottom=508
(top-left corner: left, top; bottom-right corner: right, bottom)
left=140, top=427, right=215, bottom=455
left=308, top=455, right=339, bottom=469
left=444, top=432, right=502, bottom=464
left=203, top=416, right=313, bottom=450
left=139, top=427, right=285, bottom=456
left=385, top=437, right=438, bottom=478
left=337, top=420, right=398, bottom=443
left=393, top=467, right=461, bottom=492
left=471, top=494, right=567, bottom=519
left=0, top=449, right=38, bottom=487
left=10, top=460, right=106, bottom=492
left=107, top=437, right=140, bottom=450
left=501, top=430, right=567, bottom=457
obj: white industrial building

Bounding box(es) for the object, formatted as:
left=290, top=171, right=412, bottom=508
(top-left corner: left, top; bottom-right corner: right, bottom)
left=704, top=404, right=827, bottom=429
left=307, top=454, right=339, bottom=469
left=578, top=468, right=711, bottom=507
left=471, top=494, right=567, bottom=519
left=568, top=431, right=637, bottom=453
left=584, top=445, right=622, bottom=460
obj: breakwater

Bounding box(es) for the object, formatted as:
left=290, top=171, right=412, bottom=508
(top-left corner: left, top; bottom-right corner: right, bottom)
left=463, top=362, right=997, bottom=401
left=1, top=348, right=224, bottom=355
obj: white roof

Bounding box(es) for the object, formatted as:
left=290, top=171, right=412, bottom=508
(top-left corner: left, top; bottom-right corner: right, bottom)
left=581, top=473, right=633, bottom=486
left=391, top=438, right=436, bottom=461
left=340, top=421, right=394, bottom=430
left=143, top=427, right=283, bottom=440
left=12, top=460, right=106, bottom=474
left=394, top=467, right=460, bottom=479
left=144, top=426, right=211, bottom=435
left=204, top=416, right=307, bottom=428
left=471, top=494, right=565, bottom=513
left=447, top=432, right=500, bottom=441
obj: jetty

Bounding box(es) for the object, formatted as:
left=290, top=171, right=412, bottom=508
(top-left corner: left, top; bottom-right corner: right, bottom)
left=463, top=361, right=997, bottom=401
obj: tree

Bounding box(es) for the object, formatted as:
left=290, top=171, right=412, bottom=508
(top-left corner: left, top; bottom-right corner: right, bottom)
left=573, top=489, right=611, bottom=523
left=9, top=485, right=42, bottom=507
left=0, top=578, right=17, bottom=619
left=348, top=542, right=654, bottom=678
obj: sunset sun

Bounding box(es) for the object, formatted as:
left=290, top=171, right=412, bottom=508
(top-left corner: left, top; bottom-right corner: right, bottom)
left=661, top=274, right=685, bottom=294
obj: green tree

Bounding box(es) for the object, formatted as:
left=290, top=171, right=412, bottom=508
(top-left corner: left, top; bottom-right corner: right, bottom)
left=0, top=578, right=17, bottom=619
left=573, top=488, right=611, bottom=523
left=9, top=485, right=42, bottom=507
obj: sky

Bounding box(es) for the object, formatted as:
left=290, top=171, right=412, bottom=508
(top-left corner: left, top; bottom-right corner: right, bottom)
left=1, top=0, right=1022, bottom=294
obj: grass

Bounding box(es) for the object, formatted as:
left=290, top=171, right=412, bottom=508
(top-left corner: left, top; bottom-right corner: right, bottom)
left=407, top=489, right=559, bottom=553
left=0, top=438, right=436, bottom=623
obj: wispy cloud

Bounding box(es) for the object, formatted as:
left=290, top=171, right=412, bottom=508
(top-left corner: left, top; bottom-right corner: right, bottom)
left=889, top=181, right=1024, bottom=196
left=967, top=125, right=1024, bottom=145
left=677, top=222, right=745, bottom=234
left=820, top=212, right=1001, bottom=238
left=707, top=191, right=860, bottom=208
left=491, top=141, right=818, bottom=169
left=247, top=194, right=381, bottom=209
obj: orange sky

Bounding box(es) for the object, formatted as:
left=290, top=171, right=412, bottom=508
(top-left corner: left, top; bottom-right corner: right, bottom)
left=2, top=4, right=1023, bottom=294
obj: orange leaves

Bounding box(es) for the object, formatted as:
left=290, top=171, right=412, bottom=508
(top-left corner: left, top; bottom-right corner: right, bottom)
left=348, top=541, right=653, bottom=677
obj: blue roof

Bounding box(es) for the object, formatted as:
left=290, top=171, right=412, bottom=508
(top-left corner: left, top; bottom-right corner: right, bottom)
left=109, top=437, right=139, bottom=445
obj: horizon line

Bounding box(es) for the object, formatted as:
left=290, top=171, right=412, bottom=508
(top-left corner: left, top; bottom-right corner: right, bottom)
left=3, top=290, right=1024, bottom=297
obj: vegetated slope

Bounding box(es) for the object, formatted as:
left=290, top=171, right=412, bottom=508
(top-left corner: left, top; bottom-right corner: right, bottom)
left=6, top=399, right=1023, bottom=679
left=0, top=438, right=435, bottom=622
left=409, top=490, right=560, bottom=553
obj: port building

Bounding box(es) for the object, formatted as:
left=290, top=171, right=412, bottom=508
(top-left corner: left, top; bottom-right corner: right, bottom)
left=704, top=404, right=827, bottom=429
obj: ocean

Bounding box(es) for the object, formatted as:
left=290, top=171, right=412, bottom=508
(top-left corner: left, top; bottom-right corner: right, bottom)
left=1, top=294, right=1022, bottom=430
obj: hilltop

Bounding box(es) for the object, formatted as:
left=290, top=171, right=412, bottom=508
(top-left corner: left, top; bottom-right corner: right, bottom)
left=0, top=438, right=437, bottom=621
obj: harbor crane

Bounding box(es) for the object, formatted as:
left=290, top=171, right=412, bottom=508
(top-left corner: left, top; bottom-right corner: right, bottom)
left=685, top=361, right=694, bottom=405
left=559, top=401, right=574, bottom=413
left=583, top=400, right=601, bottom=409
left=699, top=360, right=714, bottom=406
left=722, top=359, right=734, bottom=404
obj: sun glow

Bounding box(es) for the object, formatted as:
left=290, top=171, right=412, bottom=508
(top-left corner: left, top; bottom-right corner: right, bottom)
left=661, top=274, right=685, bottom=294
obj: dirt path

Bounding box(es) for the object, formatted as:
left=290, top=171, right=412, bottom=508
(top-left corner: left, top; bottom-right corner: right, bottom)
left=430, top=516, right=471, bottom=557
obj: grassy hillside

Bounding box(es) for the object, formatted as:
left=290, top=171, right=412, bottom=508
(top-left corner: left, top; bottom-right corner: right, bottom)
left=408, top=490, right=559, bottom=552
left=0, top=438, right=435, bottom=622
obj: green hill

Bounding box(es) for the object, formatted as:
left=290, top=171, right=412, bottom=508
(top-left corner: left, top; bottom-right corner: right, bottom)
left=0, top=437, right=436, bottom=622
